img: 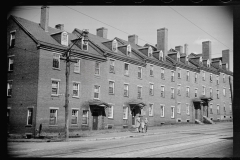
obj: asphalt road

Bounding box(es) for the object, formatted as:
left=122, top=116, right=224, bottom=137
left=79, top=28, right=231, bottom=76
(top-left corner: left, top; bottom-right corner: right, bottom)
left=7, top=122, right=233, bottom=158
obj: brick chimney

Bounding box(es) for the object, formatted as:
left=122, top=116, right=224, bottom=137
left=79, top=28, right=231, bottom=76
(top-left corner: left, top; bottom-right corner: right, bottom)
left=184, top=44, right=188, bottom=56
left=157, top=28, right=168, bottom=58
left=175, top=46, right=183, bottom=54
left=128, top=34, right=138, bottom=45
left=55, top=24, right=64, bottom=30
left=96, top=27, right=108, bottom=39
left=202, top=41, right=212, bottom=60
left=222, top=49, right=230, bottom=66
left=40, top=6, right=49, bottom=32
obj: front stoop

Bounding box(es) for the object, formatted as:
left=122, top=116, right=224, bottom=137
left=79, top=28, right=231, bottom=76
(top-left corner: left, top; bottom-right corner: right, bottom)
left=195, top=119, right=204, bottom=124
left=203, top=116, right=215, bottom=124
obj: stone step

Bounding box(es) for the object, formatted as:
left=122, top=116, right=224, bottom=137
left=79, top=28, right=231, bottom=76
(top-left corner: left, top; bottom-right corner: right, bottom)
left=203, top=116, right=215, bottom=124
left=195, top=119, right=204, bottom=124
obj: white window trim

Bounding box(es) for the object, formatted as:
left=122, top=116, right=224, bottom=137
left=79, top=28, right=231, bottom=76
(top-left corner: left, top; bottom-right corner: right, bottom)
left=171, top=87, right=175, bottom=99
left=127, top=44, right=131, bottom=56
left=217, top=104, right=220, bottom=114
left=186, top=70, right=190, bottom=81
left=138, top=66, right=142, bottom=79
left=223, top=88, right=226, bottom=97
left=10, top=30, right=16, bottom=47
left=124, top=83, right=129, bottom=97
left=149, top=103, right=154, bottom=116
left=210, top=103, right=213, bottom=114
left=108, top=104, right=114, bottom=119
left=123, top=105, right=128, bottom=120
left=148, top=46, right=153, bottom=57
left=124, top=62, right=130, bottom=76
left=161, top=85, right=165, bottom=98
left=186, top=103, right=190, bottom=115
left=49, top=107, right=59, bottom=126
left=8, top=55, right=14, bottom=71
left=217, top=89, right=219, bottom=99
left=72, top=81, right=81, bottom=98
left=202, top=71, right=206, bottom=81
left=81, top=38, right=88, bottom=51
left=178, top=67, right=181, bottom=79
left=150, top=65, right=154, bottom=76
left=210, top=87, right=213, bottom=97
left=195, top=88, right=198, bottom=97
left=171, top=106, right=175, bottom=118
left=149, top=82, right=154, bottom=96
left=210, top=73, right=213, bottom=83
left=52, top=53, right=61, bottom=70
left=71, top=108, right=79, bottom=125
left=161, top=67, right=165, bottom=79
left=160, top=104, right=165, bottom=117
left=82, top=110, right=89, bottom=125
left=7, top=80, right=13, bottom=97
left=109, top=59, right=115, bottom=73
left=137, top=85, right=143, bottom=99
left=93, top=85, right=100, bottom=100
left=51, top=79, right=61, bottom=96
left=177, top=102, right=181, bottom=114
left=109, top=80, right=115, bottom=95
left=112, top=39, right=118, bottom=52
left=186, top=86, right=190, bottom=97
left=216, top=75, right=219, bottom=85
left=73, top=58, right=81, bottom=73
left=202, top=85, right=206, bottom=95
left=95, top=62, right=100, bottom=75
left=26, top=108, right=33, bottom=126
left=195, top=72, right=198, bottom=83
left=171, top=70, right=175, bottom=82
left=177, top=84, right=181, bottom=96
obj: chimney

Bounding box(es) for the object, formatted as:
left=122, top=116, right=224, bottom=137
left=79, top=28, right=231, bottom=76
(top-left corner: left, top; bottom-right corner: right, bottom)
left=40, top=6, right=49, bottom=32
left=222, top=49, right=230, bottom=66
left=157, top=28, right=168, bottom=58
left=55, top=24, right=64, bottom=30
left=175, top=46, right=183, bottom=54
left=202, top=41, right=212, bottom=60
left=128, top=34, right=138, bottom=45
left=184, top=44, right=188, bottom=56
left=96, top=27, right=108, bottom=39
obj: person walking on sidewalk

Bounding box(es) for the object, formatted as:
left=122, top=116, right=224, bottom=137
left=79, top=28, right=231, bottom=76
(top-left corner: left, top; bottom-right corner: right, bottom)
left=136, top=116, right=141, bottom=132
left=144, top=118, right=148, bottom=133
left=140, top=119, right=145, bottom=133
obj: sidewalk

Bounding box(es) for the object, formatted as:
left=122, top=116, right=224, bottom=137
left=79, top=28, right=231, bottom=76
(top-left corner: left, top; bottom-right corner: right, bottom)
left=7, top=121, right=232, bottom=143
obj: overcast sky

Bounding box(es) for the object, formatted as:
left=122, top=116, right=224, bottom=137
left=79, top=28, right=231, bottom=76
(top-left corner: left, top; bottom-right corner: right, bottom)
left=7, top=6, right=233, bottom=71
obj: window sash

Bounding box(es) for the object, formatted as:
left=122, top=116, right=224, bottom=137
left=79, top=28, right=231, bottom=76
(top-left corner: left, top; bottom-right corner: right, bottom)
left=124, top=64, right=129, bottom=75
left=73, top=83, right=79, bottom=97
left=124, top=84, right=129, bottom=97
left=186, top=87, right=190, bottom=97
left=178, top=69, right=181, bottom=78
left=7, top=81, right=13, bottom=96
left=177, top=104, right=181, bottom=114
left=108, top=106, right=113, bottom=118
left=8, top=57, right=14, bottom=71
left=74, top=59, right=80, bottom=73
left=94, top=85, right=100, bottom=99
left=109, top=81, right=114, bottom=94
left=171, top=107, right=175, bottom=118
left=186, top=104, right=189, bottom=115
left=53, top=53, right=60, bottom=69
left=161, top=86, right=165, bottom=97
left=10, top=32, right=16, bottom=48
left=195, top=89, right=198, bottom=97
left=160, top=105, right=164, bottom=117
left=149, top=104, right=153, bottom=116
left=71, top=110, right=78, bottom=124
left=161, top=69, right=164, bottom=79
left=171, top=71, right=175, bottom=82
left=123, top=107, right=128, bottom=119
left=149, top=84, right=154, bottom=95
left=150, top=66, right=153, bottom=76
left=82, top=110, right=88, bottom=125
left=49, top=109, right=57, bottom=125
left=51, top=81, right=59, bottom=95
left=186, top=72, right=189, bottom=81
left=138, top=67, right=142, bottom=78
left=95, top=62, right=100, bottom=75
left=177, top=86, right=181, bottom=95
left=110, top=60, right=115, bottom=73
left=27, top=108, right=33, bottom=125
left=137, top=87, right=142, bottom=98
left=171, top=88, right=175, bottom=99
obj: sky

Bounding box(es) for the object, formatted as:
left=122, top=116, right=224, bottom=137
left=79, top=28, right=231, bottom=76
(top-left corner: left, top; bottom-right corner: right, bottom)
left=7, top=6, right=233, bottom=71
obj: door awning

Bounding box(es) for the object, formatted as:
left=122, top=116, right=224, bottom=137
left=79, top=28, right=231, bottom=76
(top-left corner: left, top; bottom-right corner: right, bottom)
left=88, top=100, right=111, bottom=117
left=200, top=95, right=213, bottom=102
left=88, top=99, right=111, bottom=108
left=192, top=98, right=203, bottom=103
left=127, top=99, right=146, bottom=110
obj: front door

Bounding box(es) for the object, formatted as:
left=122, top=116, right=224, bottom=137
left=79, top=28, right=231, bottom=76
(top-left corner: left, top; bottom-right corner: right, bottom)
left=132, top=109, right=135, bottom=125
left=92, top=111, right=98, bottom=130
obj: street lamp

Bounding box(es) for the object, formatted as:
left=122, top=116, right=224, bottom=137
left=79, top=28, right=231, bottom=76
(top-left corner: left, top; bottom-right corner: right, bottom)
left=61, top=29, right=89, bottom=141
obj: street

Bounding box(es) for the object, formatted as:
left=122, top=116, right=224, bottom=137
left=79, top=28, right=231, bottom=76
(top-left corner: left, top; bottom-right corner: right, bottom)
left=7, top=122, right=233, bottom=158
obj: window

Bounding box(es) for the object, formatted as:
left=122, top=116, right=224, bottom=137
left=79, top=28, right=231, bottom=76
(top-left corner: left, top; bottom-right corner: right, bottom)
left=124, top=84, right=129, bottom=97
left=171, top=106, right=175, bottom=118
left=195, top=73, right=198, bottom=83
left=177, top=84, right=181, bottom=96
left=49, top=109, right=58, bottom=125
left=177, top=52, right=180, bottom=62
left=123, top=106, right=128, bottom=119
left=160, top=50, right=164, bottom=61
left=27, top=108, right=33, bottom=125
left=127, top=45, right=131, bottom=56
left=124, top=63, right=129, bottom=76
left=195, top=89, right=198, bottom=97
left=73, top=82, right=80, bottom=97
left=171, top=71, right=175, bottom=82
left=223, top=103, right=226, bottom=114
left=223, top=88, right=226, bottom=97
left=149, top=104, right=153, bottom=116
left=7, top=80, right=13, bottom=97
left=8, top=56, right=14, bottom=71
left=109, top=59, right=115, bottom=73
left=108, top=105, right=113, bottom=118
left=95, top=62, right=100, bottom=75
left=112, top=39, right=118, bottom=52
left=186, top=87, right=190, bottom=97
left=51, top=79, right=60, bottom=96
left=229, top=104, right=232, bottom=113
left=229, top=88, right=231, bottom=98
left=150, top=65, right=154, bottom=76
left=82, top=38, right=88, bottom=51
left=138, top=67, right=142, bottom=79
left=53, top=53, right=60, bottom=69
left=71, top=109, right=78, bottom=125
left=186, top=71, right=190, bottom=81
left=61, top=32, right=68, bottom=46
left=160, top=105, right=165, bottom=117
left=202, top=86, right=206, bottom=95
left=9, top=31, right=16, bottom=48
left=216, top=76, right=219, bottom=85
left=82, top=110, right=89, bottom=125
left=210, top=74, right=213, bottom=83
left=186, top=104, right=189, bottom=115
left=137, top=86, right=142, bottom=99
left=171, top=88, right=175, bottom=99
left=94, top=85, right=100, bottom=99
left=177, top=103, right=181, bottom=114
left=207, top=59, right=210, bottom=67
left=210, top=104, right=213, bottom=114
left=148, top=46, right=153, bottom=57
left=161, top=86, right=165, bottom=98
left=223, top=74, right=225, bottom=83
left=161, top=68, right=165, bottom=79
left=202, top=71, right=205, bottom=81
left=74, top=59, right=80, bottom=73
left=149, top=83, right=154, bottom=96
left=210, top=88, right=213, bottom=98
left=178, top=68, right=181, bottom=79
left=217, top=90, right=219, bottom=99
left=109, top=81, right=115, bottom=94
left=217, top=105, right=220, bottom=115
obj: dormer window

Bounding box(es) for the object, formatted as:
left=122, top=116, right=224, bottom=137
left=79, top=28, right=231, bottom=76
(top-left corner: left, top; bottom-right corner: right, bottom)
left=160, top=50, right=164, bottom=61
left=148, top=47, right=153, bottom=57
left=199, top=56, right=202, bottom=64
left=112, top=39, right=118, bottom=52
left=82, top=38, right=88, bottom=51
left=177, top=52, right=180, bottom=62
left=207, top=59, right=210, bottom=67
left=127, top=45, right=131, bottom=56
left=61, top=32, right=68, bottom=46
left=219, top=60, right=222, bottom=68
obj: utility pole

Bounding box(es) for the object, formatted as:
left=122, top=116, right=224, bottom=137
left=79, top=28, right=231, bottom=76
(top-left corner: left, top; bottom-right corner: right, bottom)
left=61, top=29, right=89, bottom=141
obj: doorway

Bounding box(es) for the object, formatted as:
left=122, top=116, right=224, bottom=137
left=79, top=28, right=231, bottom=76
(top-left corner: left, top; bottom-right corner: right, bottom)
left=132, top=109, right=135, bottom=125
left=92, top=111, right=98, bottom=130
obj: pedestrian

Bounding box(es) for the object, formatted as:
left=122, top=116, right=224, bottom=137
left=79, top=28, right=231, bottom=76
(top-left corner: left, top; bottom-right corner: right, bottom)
left=136, top=116, right=141, bottom=132
left=141, top=119, right=145, bottom=133
left=144, top=118, right=148, bottom=133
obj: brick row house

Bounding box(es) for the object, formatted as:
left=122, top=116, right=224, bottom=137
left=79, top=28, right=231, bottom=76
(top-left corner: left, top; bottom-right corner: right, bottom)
left=7, top=6, right=233, bottom=136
